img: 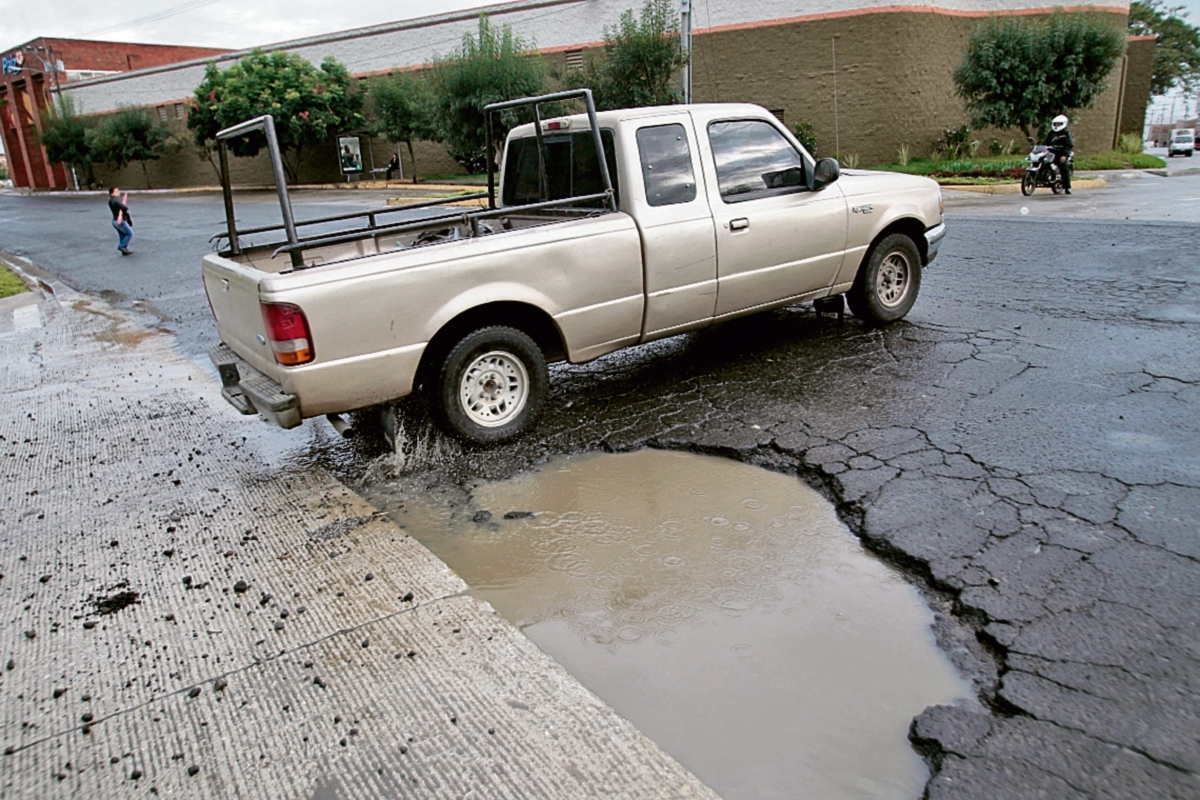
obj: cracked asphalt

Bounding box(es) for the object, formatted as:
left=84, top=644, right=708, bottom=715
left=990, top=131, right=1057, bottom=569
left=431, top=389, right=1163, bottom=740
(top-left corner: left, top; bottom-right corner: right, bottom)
left=2, top=179, right=1199, bottom=798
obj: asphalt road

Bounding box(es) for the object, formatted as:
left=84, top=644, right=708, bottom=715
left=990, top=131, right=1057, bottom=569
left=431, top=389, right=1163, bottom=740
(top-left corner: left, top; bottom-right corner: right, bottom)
left=3, top=179, right=1199, bottom=798
left=0, top=189, right=440, bottom=363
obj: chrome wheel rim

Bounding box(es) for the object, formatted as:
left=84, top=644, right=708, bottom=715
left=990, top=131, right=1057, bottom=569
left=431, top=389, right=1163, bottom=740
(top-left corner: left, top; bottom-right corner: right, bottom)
left=876, top=251, right=911, bottom=308
left=459, top=350, right=529, bottom=428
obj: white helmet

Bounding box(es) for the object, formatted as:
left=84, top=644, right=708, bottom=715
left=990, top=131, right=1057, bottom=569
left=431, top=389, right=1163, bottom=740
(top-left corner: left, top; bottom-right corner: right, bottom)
left=1051, top=115, right=1069, bottom=131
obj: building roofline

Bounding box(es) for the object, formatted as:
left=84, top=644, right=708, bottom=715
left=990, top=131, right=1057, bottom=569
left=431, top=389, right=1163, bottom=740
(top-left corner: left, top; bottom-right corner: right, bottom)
left=2, top=35, right=231, bottom=55
left=59, top=0, right=1133, bottom=93
left=60, top=0, right=579, bottom=90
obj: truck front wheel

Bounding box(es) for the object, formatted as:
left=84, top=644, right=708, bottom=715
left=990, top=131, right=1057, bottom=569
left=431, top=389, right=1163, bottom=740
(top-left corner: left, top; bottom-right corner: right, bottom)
left=847, top=233, right=922, bottom=325
left=436, top=326, right=548, bottom=444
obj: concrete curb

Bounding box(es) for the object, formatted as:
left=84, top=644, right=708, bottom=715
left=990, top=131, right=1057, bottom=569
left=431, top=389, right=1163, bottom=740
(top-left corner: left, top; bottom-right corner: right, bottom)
left=942, top=178, right=1107, bottom=194
left=0, top=286, right=719, bottom=799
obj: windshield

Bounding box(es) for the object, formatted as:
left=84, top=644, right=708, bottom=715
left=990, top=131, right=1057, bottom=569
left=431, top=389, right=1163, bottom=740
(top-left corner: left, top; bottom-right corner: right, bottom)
left=1174, top=133, right=1193, bottom=141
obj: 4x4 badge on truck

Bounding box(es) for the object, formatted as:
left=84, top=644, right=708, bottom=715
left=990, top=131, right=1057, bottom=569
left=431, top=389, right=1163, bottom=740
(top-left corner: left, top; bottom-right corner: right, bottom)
left=852, top=204, right=874, bottom=214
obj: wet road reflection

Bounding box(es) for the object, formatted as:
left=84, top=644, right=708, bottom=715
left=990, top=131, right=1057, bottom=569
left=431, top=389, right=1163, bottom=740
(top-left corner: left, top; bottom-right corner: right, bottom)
left=366, top=449, right=972, bottom=800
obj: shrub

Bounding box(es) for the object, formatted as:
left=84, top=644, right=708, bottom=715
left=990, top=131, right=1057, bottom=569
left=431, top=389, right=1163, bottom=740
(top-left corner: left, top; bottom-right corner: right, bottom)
left=935, top=125, right=972, bottom=158
left=569, top=0, right=686, bottom=111
left=428, top=16, right=546, bottom=173
left=897, top=143, right=911, bottom=166
left=1117, top=132, right=1145, bottom=154
left=792, top=121, right=818, bottom=156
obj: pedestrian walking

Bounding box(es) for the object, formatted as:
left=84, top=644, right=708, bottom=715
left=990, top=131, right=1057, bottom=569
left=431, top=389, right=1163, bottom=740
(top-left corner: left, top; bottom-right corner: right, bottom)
left=385, top=153, right=400, bottom=181
left=108, top=187, right=133, bottom=255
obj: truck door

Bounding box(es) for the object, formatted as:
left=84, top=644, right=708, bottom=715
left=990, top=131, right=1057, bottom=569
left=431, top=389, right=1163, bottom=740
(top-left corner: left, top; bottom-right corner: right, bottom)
left=627, top=116, right=718, bottom=340
left=700, top=117, right=848, bottom=317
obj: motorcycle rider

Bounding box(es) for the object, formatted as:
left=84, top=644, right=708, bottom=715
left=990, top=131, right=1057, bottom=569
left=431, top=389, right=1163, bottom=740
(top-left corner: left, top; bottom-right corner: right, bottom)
left=1044, top=114, right=1073, bottom=194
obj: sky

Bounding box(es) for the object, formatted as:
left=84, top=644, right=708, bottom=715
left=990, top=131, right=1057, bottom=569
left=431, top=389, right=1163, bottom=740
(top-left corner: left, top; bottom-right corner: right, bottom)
left=0, top=0, right=517, bottom=51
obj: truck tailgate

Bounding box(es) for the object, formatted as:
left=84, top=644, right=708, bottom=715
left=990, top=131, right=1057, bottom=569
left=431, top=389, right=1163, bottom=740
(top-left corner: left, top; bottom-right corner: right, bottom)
left=201, top=253, right=279, bottom=377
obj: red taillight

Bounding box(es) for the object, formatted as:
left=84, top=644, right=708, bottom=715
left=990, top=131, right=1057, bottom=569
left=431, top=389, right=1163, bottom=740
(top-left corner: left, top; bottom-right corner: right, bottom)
left=261, top=302, right=314, bottom=366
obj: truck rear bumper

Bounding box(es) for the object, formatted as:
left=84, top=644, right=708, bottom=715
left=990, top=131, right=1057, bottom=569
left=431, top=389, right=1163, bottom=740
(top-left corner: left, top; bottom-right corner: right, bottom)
left=209, top=343, right=302, bottom=429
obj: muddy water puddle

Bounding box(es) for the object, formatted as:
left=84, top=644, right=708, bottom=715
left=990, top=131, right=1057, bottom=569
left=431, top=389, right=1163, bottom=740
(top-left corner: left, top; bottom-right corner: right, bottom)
left=366, top=449, right=972, bottom=800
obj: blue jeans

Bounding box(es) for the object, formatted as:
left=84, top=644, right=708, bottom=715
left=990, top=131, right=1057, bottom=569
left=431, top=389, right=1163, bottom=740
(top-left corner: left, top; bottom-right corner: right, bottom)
left=112, top=220, right=133, bottom=251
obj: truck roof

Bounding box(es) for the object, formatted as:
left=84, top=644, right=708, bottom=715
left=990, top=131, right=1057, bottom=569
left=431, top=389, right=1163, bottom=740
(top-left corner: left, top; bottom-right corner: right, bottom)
left=507, top=103, right=773, bottom=139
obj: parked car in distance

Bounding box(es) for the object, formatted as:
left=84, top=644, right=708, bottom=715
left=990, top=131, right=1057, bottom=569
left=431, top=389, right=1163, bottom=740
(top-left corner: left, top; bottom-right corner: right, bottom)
left=1168, top=128, right=1195, bottom=157
left=202, top=91, right=946, bottom=444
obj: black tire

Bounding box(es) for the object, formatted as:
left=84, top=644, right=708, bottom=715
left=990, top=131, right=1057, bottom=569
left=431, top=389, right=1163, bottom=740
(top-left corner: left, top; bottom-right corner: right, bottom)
left=1021, top=171, right=1036, bottom=196
left=435, top=326, right=547, bottom=444
left=847, top=233, right=922, bottom=325
left=1051, top=181, right=1062, bottom=194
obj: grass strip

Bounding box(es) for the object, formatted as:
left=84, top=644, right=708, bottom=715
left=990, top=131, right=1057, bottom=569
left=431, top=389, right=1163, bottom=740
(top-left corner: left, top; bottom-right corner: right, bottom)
left=0, top=267, right=28, bottom=299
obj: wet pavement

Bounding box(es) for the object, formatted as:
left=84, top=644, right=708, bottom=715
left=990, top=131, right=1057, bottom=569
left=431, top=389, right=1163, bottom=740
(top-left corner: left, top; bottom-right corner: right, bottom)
left=2, top=177, right=1200, bottom=798
left=367, top=449, right=973, bottom=800
left=0, top=281, right=716, bottom=798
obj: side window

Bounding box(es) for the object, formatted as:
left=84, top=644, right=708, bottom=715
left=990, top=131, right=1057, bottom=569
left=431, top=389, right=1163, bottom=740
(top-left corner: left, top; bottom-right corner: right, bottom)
left=502, top=130, right=619, bottom=208
left=636, top=124, right=697, bottom=207
left=707, top=119, right=806, bottom=202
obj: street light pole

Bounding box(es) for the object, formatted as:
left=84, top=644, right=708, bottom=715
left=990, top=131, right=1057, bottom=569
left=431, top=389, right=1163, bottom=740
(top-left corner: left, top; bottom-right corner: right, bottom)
left=680, top=0, right=692, bottom=104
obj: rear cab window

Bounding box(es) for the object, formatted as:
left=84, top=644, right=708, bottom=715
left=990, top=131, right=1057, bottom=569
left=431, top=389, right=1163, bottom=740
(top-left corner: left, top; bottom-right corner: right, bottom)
left=502, top=130, right=619, bottom=208
left=707, top=119, right=807, bottom=203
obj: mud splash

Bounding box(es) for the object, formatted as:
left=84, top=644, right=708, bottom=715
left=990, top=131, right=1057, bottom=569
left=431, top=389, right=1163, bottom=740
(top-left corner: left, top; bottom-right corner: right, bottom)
left=368, top=449, right=973, bottom=800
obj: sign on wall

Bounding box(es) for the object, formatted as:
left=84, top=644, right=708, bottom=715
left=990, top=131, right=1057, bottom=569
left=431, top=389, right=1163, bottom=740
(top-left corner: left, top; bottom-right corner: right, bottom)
left=1, top=52, right=24, bottom=75
left=338, top=136, right=363, bottom=175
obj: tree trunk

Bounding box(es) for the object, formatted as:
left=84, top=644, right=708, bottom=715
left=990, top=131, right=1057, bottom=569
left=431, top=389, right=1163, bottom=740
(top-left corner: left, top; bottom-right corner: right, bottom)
left=282, top=145, right=301, bottom=184
left=406, top=140, right=417, bottom=184
left=140, top=160, right=152, bottom=189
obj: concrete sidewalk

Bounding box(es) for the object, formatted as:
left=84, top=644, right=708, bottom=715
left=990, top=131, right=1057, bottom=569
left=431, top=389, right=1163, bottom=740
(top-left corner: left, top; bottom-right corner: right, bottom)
left=0, top=281, right=718, bottom=798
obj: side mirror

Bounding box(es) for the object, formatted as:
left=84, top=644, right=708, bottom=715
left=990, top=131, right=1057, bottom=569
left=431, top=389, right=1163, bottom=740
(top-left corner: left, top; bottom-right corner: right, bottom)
left=1027, top=136, right=1036, bottom=144
left=812, top=158, right=840, bottom=190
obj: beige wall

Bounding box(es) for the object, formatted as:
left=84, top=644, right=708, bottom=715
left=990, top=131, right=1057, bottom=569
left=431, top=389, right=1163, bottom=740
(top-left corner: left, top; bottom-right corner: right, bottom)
left=690, top=8, right=1130, bottom=165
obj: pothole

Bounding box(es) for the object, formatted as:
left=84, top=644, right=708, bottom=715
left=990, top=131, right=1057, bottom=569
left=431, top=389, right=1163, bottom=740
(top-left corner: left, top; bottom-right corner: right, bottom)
left=368, top=449, right=974, bottom=800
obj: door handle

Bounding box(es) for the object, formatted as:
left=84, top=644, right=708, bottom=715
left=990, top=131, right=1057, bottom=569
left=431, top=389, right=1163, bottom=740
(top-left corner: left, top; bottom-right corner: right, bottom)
left=729, top=218, right=750, bottom=231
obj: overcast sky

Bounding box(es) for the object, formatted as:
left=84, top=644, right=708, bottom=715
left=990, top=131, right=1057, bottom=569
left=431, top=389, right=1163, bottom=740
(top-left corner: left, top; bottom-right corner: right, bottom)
left=5, top=0, right=1200, bottom=52
left=0, top=0, right=516, bottom=51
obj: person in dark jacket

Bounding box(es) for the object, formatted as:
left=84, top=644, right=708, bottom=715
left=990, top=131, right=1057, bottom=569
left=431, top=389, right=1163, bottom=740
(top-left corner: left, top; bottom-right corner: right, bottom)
left=385, top=153, right=400, bottom=181
left=1044, top=115, right=1073, bottom=194
left=108, top=187, right=133, bottom=254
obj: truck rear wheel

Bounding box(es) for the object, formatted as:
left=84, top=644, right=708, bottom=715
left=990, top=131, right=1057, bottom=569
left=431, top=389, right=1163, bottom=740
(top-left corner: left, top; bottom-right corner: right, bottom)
left=847, top=233, right=922, bottom=325
left=436, top=326, right=547, bottom=444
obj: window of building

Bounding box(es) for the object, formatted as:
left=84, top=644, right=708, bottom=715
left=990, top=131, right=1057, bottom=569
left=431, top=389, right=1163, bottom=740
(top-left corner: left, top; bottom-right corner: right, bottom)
left=707, top=119, right=806, bottom=202
left=565, top=49, right=584, bottom=71
left=768, top=108, right=785, bottom=125
left=157, top=106, right=168, bottom=122
left=636, top=124, right=696, bottom=207
left=174, top=103, right=186, bottom=119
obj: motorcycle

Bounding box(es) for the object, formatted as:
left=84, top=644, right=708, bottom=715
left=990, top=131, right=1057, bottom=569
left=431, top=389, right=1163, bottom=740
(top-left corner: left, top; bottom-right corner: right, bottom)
left=1021, top=141, right=1073, bottom=196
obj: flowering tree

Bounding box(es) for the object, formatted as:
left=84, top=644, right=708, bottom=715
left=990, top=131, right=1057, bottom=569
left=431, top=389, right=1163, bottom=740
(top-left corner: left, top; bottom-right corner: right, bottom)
left=188, top=50, right=364, bottom=182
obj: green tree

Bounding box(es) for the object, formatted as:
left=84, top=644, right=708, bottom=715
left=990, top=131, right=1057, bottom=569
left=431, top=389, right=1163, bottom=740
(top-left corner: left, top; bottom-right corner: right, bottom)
left=367, top=73, right=434, bottom=183
left=88, top=106, right=171, bottom=188
left=188, top=50, right=365, bottom=182
left=573, top=0, right=687, bottom=110
left=428, top=16, right=546, bottom=173
left=953, top=11, right=1125, bottom=139
left=38, top=95, right=94, bottom=187
left=1129, top=0, right=1200, bottom=95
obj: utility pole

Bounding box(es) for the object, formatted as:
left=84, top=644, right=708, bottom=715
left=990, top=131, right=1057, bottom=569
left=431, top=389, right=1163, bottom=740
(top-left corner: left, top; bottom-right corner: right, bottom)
left=680, top=0, right=692, bottom=104
left=832, top=36, right=840, bottom=158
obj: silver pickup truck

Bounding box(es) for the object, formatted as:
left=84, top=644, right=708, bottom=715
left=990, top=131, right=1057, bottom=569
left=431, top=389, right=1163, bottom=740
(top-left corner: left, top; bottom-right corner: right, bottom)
left=203, top=90, right=945, bottom=443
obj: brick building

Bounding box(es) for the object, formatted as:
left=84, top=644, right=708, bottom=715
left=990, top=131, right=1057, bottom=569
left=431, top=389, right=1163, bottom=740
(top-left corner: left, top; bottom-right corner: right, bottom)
left=57, top=0, right=1155, bottom=189
left=0, top=37, right=229, bottom=189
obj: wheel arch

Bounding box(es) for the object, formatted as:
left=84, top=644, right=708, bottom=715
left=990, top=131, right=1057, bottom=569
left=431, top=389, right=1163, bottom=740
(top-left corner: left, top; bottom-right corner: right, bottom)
left=416, top=301, right=566, bottom=391
left=866, top=217, right=929, bottom=266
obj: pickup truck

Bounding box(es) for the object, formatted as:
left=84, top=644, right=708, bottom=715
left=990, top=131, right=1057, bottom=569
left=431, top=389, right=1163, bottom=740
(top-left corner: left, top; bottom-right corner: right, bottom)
left=203, top=90, right=945, bottom=444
